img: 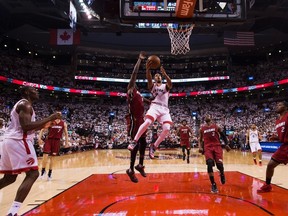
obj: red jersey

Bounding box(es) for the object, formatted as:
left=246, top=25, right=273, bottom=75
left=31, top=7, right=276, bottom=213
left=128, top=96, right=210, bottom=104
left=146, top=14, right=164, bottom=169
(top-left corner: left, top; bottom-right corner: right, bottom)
left=47, top=120, right=65, bottom=139
left=127, top=88, right=144, bottom=118
left=179, top=126, right=191, bottom=140
left=200, top=124, right=221, bottom=147
left=275, top=112, right=288, bottom=145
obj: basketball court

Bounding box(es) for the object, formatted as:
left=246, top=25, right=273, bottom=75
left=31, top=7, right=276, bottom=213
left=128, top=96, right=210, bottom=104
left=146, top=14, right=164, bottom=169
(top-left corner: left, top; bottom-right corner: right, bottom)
left=1, top=1, right=287, bottom=216
left=1, top=149, right=288, bottom=215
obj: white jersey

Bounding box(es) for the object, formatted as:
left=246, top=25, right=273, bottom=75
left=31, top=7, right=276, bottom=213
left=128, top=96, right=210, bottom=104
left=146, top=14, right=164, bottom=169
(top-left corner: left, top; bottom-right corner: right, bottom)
left=151, top=83, right=169, bottom=107
left=249, top=129, right=259, bottom=143
left=0, top=126, right=5, bottom=142
left=5, top=99, right=36, bottom=141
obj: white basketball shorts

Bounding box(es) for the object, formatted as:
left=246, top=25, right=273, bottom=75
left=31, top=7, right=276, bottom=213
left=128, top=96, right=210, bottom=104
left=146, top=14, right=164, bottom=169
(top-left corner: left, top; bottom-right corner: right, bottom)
left=249, top=142, right=262, bottom=152
left=0, top=138, right=38, bottom=174
left=145, top=103, right=173, bottom=124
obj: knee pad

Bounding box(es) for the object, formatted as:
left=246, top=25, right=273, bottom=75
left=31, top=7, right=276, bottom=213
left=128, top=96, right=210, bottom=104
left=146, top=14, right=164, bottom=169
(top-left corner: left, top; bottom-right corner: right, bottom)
left=162, top=123, right=171, bottom=132
left=216, top=162, right=224, bottom=171
left=206, top=159, right=215, bottom=173
left=144, top=118, right=153, bottom=127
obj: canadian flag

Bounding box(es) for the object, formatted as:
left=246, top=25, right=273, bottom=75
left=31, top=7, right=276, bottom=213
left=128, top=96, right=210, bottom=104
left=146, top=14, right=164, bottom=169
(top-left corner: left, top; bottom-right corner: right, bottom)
left=49, top=29, right=80, bottom=45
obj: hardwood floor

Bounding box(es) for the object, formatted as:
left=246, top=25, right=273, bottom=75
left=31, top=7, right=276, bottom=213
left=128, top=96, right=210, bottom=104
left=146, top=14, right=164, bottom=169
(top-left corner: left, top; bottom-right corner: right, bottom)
left=1, top=148, right=287, bottom=215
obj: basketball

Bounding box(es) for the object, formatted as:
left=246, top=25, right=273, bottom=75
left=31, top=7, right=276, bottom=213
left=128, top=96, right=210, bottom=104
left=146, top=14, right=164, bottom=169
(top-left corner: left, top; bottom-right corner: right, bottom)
left=147, top=55, right=161, bottom=69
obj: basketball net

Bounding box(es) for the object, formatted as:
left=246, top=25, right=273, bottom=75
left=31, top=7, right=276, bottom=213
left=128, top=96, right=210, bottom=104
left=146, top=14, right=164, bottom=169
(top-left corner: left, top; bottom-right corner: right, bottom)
left=167, top=24, right=195, bottom=55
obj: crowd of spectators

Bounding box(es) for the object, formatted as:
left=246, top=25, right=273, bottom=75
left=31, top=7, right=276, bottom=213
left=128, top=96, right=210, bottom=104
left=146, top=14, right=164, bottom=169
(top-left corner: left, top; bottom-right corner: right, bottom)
left=0, top=45, right=287, bottom=155
left=0, top=91, right=282, bottom=155
left=1, top=48, right=287, bottom=94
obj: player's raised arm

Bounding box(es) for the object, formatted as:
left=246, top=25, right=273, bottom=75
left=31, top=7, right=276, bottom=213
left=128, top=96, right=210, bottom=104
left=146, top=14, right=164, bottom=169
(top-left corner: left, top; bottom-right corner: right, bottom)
left=160, top=66, right=172, bottom=90
left=127, top=51, right=145, bottom=91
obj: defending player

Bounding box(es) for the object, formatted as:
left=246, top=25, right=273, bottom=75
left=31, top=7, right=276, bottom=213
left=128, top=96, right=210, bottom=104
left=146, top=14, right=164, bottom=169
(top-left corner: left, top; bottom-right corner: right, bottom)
left=257, top=101, right=288, bottom=193
left=38, top=108, right=69, bottom=181
left=177, top=120, right=193, bottom=163
left=126, top=51, right=149, bottom=183
left=199, top=115, right=231, bottom=193
left=246, top=124, right=262, bottom=165
left=129, top=58, right=173, bottom=159
left=0, top=86, right=61, bottom=216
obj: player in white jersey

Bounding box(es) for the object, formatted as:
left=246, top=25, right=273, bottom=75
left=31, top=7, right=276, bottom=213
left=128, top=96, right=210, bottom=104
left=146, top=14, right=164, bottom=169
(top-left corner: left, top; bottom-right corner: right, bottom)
left=129, top=60, right=173, bottom=159
left=0, top=86, right=61, bottom=216
left=246, top=124, right=262, bottom=166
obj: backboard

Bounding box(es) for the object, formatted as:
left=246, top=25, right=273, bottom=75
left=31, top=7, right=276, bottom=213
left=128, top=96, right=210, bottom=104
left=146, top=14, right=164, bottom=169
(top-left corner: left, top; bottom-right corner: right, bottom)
left=120, top=0, right=247, bottom=24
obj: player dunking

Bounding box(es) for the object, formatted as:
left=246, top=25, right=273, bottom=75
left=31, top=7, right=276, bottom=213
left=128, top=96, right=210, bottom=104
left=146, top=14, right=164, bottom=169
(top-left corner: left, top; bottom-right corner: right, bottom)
left=38, top=108, right=69, bottom=181
left=177, top=120, right=193, bottom=163
left=126, top=52, right=149, bottom=183
left=257, top=101, right=288, bottom=193
left=246, top=124, right=262, bottom=165
left=0, top=86, right=61, bottom=216
left=199, top=115, right=231, bottom=193
left=129, top=59, right=173, bottom=159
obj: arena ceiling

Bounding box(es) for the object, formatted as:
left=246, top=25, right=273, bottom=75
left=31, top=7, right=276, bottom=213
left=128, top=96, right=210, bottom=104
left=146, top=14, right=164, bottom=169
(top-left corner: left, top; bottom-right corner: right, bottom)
left=0, top=0, right=288, bottom=55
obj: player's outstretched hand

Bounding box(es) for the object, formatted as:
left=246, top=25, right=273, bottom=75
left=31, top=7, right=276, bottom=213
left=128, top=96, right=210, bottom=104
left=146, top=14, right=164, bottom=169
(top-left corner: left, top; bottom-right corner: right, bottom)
left=225, top=145, right=231, bottom=152
left=146, top=60, right=153, bottom=71
left=160, top=66, right=167, bottom=76
left=139, top=51, right=146, bottom=60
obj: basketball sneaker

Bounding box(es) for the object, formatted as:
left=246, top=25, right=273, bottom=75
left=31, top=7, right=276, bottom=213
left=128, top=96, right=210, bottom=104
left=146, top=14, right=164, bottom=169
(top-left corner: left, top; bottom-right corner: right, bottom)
left=149, top=143, right=156, bottom=159
left=39, top=171, right=46, bottom=180
left=127, top=141, right=137, bottom=151
left=126, top=169, right=138, bottom=183
left=211, top=183, right=218, bottom=193
left=257, top=183, right=272, bottom=193
left=220, top=173, right=226, bottom=185
left=47, top=176, right=52, bottom=181
left=7, top=214, right=18, bottom=216
left=135, top=164, right=147, bottom=177
left=259, top=161, right=262, bottom=166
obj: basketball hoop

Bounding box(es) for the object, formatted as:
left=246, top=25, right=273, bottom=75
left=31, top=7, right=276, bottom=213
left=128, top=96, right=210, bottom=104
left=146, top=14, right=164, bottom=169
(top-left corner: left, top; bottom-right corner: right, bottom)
left=167, top=23, right=195, bottom=55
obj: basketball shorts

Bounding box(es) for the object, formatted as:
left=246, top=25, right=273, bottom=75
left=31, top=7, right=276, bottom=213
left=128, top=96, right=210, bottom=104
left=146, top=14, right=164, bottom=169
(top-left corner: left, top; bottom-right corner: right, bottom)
left=204, top=145, right=223, bottom=163
left=272, top=144, right=288, bottom=165
left=43, top=138, right=61, bottom=155
left=0, top=138, right=38, bottom=174
left=126, top=114, right=146, bottom=139
left=145, top=103, right=173, bottom=125
left=249, top=142, right=262, bottom=152
left=180, top=139, right=190, bottom=149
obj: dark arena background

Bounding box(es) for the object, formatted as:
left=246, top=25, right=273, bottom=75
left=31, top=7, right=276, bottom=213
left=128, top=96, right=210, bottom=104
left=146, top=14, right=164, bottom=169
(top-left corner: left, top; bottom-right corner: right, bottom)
left=0, top=0, right=288, bottom=215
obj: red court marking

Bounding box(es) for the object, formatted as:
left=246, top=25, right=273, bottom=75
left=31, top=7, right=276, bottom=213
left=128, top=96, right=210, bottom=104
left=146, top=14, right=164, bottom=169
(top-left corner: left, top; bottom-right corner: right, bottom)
left=24, top=172, right=288, bottom=215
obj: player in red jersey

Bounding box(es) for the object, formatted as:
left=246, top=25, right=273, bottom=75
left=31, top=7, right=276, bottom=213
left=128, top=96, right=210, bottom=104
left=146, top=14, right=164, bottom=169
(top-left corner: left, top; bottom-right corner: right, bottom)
left=126, top=52, right=150, bottom=183
left=38, top=108, right=68, bottom=181
left=177, top=120, right=193, bottom=163
left=199, top=115, right=231, bottom=193
left=257, top=101, right=288, bottom=193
